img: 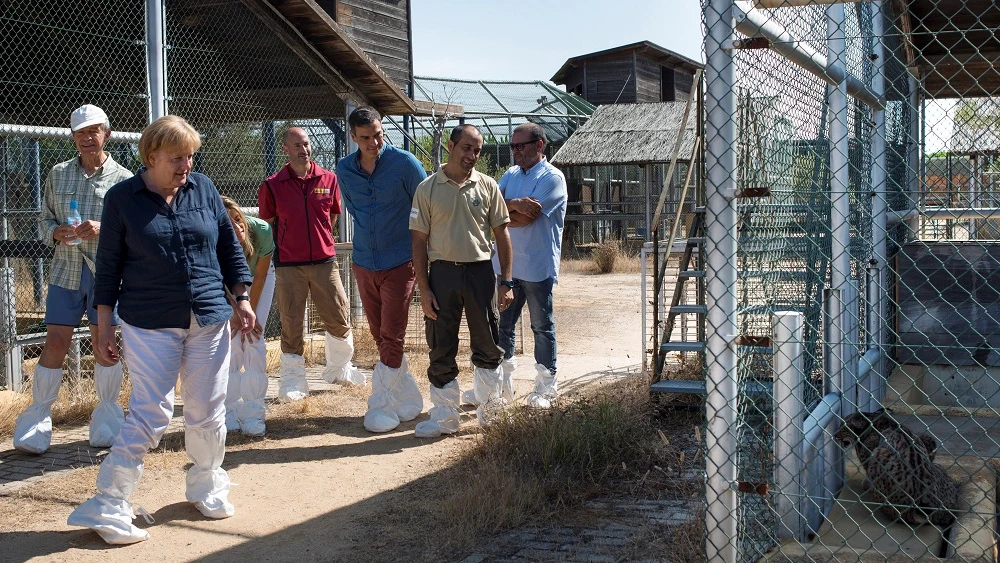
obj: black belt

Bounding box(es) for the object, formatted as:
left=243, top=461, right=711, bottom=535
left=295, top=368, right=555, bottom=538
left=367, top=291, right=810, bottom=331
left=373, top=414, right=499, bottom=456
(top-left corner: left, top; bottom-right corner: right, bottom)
left=434, top=260, right=487, bottom=266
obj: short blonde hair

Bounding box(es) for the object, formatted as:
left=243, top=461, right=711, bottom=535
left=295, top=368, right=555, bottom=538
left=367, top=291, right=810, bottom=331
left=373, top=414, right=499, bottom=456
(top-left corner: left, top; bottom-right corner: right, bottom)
left=138, top=115, right=202, bottom=167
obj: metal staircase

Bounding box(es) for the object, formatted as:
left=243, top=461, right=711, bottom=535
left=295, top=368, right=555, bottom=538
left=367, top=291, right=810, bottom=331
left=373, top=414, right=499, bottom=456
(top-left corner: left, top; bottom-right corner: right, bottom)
left=651, top=207, right=708, bottom=394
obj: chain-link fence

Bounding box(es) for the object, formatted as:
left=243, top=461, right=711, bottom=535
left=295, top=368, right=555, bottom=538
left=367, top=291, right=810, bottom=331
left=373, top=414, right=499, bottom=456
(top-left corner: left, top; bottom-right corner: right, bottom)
left=669, top=0, right=1000, bottom=561
left=1, top=2, right=555, bottom=388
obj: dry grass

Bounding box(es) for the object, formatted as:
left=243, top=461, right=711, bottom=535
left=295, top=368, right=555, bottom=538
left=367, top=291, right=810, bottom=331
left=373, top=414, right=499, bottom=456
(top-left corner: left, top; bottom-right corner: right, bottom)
left=561, top=254, right=642, bottom=276
left=429, top=375, right=687, bottom=551
left=0, top=364, right=133, bottom=440
left=591, top=239, right=623, bottom=273
left=620, top=510, right=707, bottom=563
left=1, top=327, right=401, bottom=441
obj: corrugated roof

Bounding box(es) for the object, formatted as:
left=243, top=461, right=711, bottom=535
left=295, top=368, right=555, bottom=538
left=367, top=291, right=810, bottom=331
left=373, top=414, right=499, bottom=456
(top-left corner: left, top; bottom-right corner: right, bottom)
left=551, top=102, right=697, bottom=166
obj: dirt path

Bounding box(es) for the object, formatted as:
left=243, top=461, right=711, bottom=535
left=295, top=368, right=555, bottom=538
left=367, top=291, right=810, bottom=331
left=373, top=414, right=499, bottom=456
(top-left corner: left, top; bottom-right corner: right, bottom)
left=0, top=264, right=646, bottom=562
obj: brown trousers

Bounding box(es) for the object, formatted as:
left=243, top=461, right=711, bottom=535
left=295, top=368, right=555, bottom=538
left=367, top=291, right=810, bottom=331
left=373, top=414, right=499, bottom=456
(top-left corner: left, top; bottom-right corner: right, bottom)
left=274, top=260, right=351, bottom=356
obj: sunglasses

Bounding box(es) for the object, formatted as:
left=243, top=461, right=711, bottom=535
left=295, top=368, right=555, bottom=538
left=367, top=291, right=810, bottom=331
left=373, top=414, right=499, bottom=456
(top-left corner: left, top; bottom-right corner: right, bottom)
left=509, top=139, right=539, bottom=152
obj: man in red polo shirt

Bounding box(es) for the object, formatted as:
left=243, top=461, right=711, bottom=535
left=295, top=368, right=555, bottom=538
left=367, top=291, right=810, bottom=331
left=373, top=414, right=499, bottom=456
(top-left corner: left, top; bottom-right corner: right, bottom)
left=258, top=127, right=365, bottom=401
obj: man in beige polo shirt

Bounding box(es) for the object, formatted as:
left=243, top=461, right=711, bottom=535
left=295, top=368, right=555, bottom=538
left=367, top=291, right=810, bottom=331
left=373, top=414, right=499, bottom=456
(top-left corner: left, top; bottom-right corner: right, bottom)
left=409, top=124, right=514, bottom=438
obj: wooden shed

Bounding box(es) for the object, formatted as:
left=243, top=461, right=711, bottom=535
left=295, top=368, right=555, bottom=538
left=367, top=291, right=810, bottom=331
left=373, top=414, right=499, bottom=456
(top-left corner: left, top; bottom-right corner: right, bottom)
left=550, top=41, right=703, bottom=106
left=551, top=101, right=700, bottom=247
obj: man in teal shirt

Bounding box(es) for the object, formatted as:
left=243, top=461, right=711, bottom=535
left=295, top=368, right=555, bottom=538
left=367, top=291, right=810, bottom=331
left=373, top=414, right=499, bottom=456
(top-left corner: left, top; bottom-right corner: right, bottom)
left=336, top=106, right=427, bottom=432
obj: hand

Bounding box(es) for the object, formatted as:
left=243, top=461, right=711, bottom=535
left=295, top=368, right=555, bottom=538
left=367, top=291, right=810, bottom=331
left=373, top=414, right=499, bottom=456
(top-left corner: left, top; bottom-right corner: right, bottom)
left=512, top=197, right=542, bottom=219
left=235, top=299, right=256, bottom=339
left=53, top=224, right=77, bottom=243
left=229, top=313, right=241, bottom=338
left=95, top=326, right=119, bottom=364
left=75, top=220, right=101, bottom=240
left=242, top=320, right=264, bottom=343
left=498, top=285, right=513, bottom=311
left=420, top=289, right=439, bottom=320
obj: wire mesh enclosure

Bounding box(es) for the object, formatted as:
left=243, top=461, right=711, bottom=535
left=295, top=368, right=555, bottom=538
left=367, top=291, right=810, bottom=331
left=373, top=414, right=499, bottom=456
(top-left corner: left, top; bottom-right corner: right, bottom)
left=1, top=1, right=595, bottom=388
left=687, top=0, right=1000, bottom=561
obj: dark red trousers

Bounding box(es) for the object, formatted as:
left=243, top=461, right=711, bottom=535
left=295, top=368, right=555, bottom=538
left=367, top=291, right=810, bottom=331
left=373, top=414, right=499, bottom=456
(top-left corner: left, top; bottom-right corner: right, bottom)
left=352, top=261, right=416, bottom=368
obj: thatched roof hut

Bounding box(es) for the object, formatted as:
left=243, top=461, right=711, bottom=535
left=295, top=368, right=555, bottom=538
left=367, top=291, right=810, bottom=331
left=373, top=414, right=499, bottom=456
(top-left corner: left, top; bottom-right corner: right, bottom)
left=551, top=102, right=697, bottom=167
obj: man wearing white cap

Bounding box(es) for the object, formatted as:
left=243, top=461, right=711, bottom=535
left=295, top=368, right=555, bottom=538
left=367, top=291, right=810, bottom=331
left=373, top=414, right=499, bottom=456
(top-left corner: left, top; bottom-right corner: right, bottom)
left=13, top=104, right=133, bottom=454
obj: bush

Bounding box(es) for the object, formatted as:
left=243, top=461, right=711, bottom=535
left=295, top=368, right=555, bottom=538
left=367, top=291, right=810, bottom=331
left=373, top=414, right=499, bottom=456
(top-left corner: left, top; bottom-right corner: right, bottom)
left=591, top=239, right=622, bottom=273
left=440, top=377, right=663, bottom=538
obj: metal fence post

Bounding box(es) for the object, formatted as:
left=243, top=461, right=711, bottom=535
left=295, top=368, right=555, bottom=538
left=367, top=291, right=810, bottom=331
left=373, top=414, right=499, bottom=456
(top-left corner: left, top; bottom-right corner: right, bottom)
left=705, top=0, right=739, bottom=561
left=145, top=0, right=167, bottom=121
left=25, top=138, right=44, bottom=305
left=1, top=267, right=20, bottom=390
left=773, top=311, right=805, bottom=541
left=342, top=102, right=362, bottom=325
left=869, top=0, right=889, bottom=408
left=828, top=4, right=850, bottom=292
left=263, top=121, right=277, bottom=176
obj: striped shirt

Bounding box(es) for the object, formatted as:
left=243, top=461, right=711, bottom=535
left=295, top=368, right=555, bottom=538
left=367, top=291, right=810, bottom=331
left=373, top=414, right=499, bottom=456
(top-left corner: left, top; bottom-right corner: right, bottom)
left=39, top=154, right=133, bottom=290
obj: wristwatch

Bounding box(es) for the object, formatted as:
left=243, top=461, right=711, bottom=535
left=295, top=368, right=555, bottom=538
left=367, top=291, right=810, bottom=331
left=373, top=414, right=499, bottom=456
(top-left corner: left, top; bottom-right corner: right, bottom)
left=499, top=280, right=515, bottom=289
left=235, top=295, right=250, bottom=302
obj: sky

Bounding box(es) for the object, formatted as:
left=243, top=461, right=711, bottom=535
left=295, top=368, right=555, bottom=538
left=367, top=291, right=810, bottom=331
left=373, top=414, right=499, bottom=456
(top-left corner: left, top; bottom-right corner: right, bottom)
left=410, top=0, right=704, bottom=82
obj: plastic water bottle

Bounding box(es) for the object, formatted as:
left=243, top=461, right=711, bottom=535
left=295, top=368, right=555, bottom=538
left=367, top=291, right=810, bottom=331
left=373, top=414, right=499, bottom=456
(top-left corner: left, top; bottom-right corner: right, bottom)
left=65, top=200, right=82, bottom=246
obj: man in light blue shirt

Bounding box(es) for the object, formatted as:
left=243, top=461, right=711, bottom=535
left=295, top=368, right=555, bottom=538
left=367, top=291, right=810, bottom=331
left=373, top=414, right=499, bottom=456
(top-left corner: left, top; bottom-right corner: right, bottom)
left=337, top=106, right=427, bottom=433
left=490, top=122, right=567, bottom=408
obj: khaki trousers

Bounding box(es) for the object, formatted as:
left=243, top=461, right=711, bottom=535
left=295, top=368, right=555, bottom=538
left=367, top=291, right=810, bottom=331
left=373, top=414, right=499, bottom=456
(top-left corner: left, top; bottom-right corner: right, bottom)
left=275, top=260, right=351, bottom=355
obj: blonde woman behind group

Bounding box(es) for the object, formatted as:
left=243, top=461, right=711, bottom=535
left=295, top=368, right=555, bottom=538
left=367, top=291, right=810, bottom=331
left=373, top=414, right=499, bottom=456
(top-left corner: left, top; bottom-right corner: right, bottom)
left=221, top=196, right=275, bottom=436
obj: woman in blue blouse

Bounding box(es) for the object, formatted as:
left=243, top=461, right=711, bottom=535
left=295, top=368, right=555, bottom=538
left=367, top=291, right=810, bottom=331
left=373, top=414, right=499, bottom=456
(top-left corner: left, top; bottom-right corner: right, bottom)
left=67, top=115, right=255, bottom=544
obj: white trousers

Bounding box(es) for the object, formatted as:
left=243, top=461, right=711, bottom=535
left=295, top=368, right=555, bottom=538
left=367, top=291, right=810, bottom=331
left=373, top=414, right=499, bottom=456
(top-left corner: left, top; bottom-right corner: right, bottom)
left=113, top=315, right=230, bottom=461
left=230, top=266, right=275, bottom=374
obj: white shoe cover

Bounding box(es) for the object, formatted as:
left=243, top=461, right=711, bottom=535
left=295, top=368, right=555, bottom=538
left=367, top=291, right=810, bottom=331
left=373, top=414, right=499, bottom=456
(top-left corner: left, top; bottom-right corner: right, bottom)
left=500, top=357, right=517, bottom=403
left=13, top=365, right=62, bottom=454
left=392, top=356, right=423, bottom=422
left=90, top=362, right=125, bottom=448
left=278, top=353, right=309, bottom=402
left=225, top=368, right=242, bottom=432
left=238, top=371, right=267, bottom=437
left=68, top=494, right=150, bottom=544
left=527, top=364, right=558, bottom=409
left=184, top=427, right=234, bottom=519
left=461, top=388, right=479, bottom=406
left=322, top=333, right=366, bottom=386
left=67, top=451, right=149, bottom=544
left=465, top=358, right=516, bottom=406
left=414, top=380, right=461, bottom=438
left=364, top=362, right=401, bottom=433
left=473, top=366, right=510, bottom=427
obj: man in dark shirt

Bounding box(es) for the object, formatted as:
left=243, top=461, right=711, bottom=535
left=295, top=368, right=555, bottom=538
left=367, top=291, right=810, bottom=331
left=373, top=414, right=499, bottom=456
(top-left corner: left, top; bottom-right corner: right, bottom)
left=258, top=127, right=365, bottom=402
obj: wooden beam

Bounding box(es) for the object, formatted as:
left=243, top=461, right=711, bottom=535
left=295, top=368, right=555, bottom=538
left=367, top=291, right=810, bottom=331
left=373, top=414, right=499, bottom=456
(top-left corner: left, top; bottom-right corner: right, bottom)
left=291, top=0, right=417, bottom=114
left=412, top=99, right=464, bottom=118
left=892, top=0, right=918, bottom=69
left=239, top=0, right=360, bottom=100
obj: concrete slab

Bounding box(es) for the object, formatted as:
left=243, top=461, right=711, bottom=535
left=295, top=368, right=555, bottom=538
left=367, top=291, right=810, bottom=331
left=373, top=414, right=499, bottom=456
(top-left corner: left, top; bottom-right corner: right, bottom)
left=893, top=413, right=1000, bottom=459
left=805, top=457, right=944, bottom=560
left=764, top=448, right=997, bottom=562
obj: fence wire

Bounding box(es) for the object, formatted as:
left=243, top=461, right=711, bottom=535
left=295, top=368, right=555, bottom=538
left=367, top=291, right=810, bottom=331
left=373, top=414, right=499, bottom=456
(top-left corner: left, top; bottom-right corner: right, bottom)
left=0, top=2, right=556, bottom=388
left=685, top=1, right=1000, bottom=561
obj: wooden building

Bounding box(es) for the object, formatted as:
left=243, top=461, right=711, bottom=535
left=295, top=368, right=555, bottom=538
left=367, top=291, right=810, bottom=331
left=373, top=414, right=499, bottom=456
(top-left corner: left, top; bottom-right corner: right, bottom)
left=317, top=0, right=414, bottom=94
left=550, top=41, right=703, bottom=106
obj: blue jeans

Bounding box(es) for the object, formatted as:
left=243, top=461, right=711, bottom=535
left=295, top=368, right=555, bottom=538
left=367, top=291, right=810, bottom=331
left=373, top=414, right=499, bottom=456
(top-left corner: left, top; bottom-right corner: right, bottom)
left=499, top=277, right=556, bottom=374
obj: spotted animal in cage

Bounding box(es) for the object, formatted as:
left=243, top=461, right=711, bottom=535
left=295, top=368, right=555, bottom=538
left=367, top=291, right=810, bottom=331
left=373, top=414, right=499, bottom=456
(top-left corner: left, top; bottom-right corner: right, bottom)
left=835, top=411, right=961, bottom=527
